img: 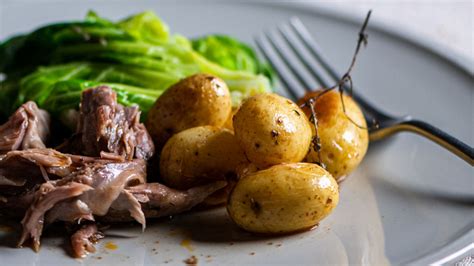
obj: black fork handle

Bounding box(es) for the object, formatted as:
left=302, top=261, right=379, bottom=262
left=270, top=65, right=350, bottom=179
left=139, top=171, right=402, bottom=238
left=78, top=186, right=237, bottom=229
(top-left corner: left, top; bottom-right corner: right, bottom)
left=370, top=118, right=474, bottom=165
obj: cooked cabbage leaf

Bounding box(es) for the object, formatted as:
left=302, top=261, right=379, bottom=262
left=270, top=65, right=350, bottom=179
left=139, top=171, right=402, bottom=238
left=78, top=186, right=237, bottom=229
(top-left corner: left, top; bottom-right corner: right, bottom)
left=0, top=11, right=272, bottom=118
left=192, top=34, right=275, bottom=84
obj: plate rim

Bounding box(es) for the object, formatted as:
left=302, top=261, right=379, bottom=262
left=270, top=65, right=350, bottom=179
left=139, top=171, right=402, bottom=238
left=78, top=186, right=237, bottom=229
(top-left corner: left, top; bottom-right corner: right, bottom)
left=1, top=0, right=472, bottom=264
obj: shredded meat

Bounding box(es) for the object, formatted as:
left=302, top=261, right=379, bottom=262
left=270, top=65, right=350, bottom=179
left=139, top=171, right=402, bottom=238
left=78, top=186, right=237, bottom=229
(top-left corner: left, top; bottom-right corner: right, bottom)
left=132, top=181, right=227, bottom=217
left=109, top=190, right=146, bottom=229
left=2, top=177, right=226, bottom=224
left=0, top=89, right=225, bottom=258
left=0, top=148, right=225, bottom=252
left=18, top=181, right=92, bottom=251
left=60, top=86, right=154, bottom=160
left=12, top=156, right=143, bottom=250
left=0, top=101, right=50, bottom=153
left=0, top=149, right=73, bottom=195
left=106, top=181, right=227, bottom=222
left=70, top=223, right=104, bottom=258
left=45, top=158, right=147, bottom=225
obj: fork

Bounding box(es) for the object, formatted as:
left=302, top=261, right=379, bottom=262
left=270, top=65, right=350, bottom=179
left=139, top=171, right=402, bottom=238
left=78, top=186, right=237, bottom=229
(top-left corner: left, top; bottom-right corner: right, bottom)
left=255, top=17, right=473, bottom=165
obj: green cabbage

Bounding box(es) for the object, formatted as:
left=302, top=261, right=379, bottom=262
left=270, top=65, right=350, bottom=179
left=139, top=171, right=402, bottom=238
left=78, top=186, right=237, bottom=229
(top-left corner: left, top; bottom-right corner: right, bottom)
left=192, top=34, right=275, bottom=83
left=0, top=11, right=272, bottom=119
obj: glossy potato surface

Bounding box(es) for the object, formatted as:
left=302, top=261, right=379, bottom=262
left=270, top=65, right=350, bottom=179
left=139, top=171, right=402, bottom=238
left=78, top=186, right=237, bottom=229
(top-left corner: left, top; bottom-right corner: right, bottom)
left=298, top=90, right=368, bottom=180
left=160, top=126, right=248, bottom=190
left=146, top=74, right=232, bottom=150
left=227, top=163, right=339, bottom=234
left=233, top=93, right=312, bottom=169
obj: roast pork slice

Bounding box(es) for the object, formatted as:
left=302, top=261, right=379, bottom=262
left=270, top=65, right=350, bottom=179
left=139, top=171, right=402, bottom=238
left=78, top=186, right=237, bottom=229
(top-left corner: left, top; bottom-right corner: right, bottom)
left=60, top=86, right=154, bottom=160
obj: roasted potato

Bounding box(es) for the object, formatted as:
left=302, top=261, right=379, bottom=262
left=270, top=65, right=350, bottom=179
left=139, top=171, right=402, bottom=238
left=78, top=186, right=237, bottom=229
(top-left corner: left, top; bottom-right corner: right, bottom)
left=146, top=74, right=232, bottom=150
left=227, top=163, right=339, bottom=234
left=298, top=90, right=368, bottom=181
left=160, top=126, right=248, bottom=190
left=233, top=93, right=312, bottom=169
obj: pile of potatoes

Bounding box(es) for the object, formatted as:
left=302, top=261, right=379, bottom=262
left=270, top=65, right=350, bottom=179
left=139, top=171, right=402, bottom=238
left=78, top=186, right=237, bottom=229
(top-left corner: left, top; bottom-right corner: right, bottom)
left=146, top=73, right=368, bottom=234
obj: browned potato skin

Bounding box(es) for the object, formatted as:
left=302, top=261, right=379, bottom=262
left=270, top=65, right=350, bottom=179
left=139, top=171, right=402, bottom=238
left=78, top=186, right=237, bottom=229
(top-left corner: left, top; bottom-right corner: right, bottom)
left=160, top=126, right=248, bottom=190
left=298, top=90, right=369, bottom=180
left=227, top=163, right=339, bottom=234
left=233, top=93, right=312, bottom=169
left=146, top=74, right=232, bottom=150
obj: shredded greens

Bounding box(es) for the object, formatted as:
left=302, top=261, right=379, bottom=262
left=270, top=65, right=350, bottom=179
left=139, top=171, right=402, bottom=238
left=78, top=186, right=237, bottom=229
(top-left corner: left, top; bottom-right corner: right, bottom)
left=0, top=11, right=272, bottom=118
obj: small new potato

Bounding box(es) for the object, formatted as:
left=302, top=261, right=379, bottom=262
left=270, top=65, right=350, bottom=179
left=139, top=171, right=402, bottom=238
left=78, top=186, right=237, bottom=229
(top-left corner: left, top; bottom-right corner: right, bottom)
left=160, top=126, right=248, bottom=190
left=227, top=163, right=339, bottom=234
left=298, top=90, right=369, bottom=181
left=233, top=93, right=312, bottom=169
left=146, top=74, right=232, bottom=150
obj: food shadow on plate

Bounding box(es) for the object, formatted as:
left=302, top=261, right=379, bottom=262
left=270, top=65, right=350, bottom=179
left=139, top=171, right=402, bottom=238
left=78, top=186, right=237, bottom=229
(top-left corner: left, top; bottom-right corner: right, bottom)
left=0, top=220, right=21, bottom=248
left=157, top=208, right=286, bottom=243
left=80, top=207, right=295, bottom=244
left=0, top=220, right=70, bottom=253
left=367, top=138, right=474, bottom=204
left=370, top=172, right=474, bottom=206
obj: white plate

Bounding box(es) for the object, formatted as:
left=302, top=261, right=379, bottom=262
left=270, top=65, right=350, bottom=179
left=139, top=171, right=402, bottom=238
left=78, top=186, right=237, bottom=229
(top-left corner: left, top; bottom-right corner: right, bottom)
left=0, top=1, right=472, bottom=265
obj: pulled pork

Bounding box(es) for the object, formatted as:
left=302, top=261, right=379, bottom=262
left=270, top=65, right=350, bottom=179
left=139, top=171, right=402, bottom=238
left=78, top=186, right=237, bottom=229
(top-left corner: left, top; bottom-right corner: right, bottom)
left=60, top=86, right=154, bottom=160
left=70, top=223, right=104, bottom=258
left=0, top=101, right=50, bottom=153
left=0, top=149, right=225, bottom=256
left=0, top=87, right=225, bottom=258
